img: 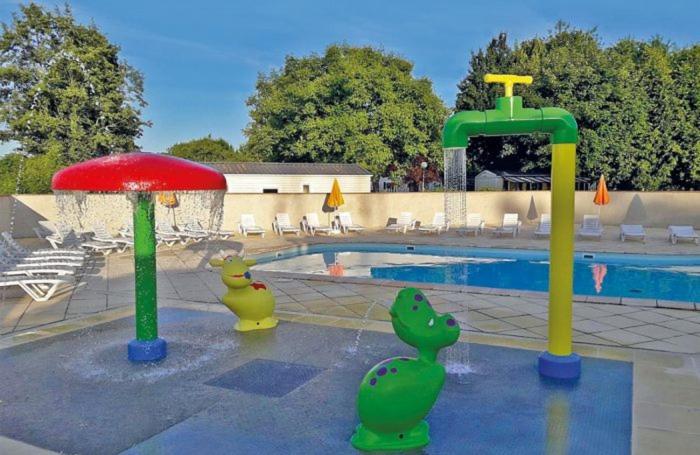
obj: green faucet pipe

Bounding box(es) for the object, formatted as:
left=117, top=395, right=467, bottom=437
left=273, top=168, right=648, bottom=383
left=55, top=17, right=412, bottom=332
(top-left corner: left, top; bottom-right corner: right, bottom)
left=442, top=97, right=578, bottom=148
left=441, top=74, right=581, bottom=379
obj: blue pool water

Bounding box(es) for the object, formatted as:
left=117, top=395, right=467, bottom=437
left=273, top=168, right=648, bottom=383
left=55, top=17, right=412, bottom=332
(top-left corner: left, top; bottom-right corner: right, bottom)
left=254, top=243, right=700, bottom=304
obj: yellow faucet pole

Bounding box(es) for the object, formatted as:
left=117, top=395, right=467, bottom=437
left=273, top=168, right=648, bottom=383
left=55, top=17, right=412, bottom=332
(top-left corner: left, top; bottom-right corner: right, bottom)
left=548, top=143, right=576, bottom=356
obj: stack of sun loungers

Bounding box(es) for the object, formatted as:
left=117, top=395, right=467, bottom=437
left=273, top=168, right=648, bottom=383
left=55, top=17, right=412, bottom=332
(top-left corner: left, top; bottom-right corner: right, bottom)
left=1, top=231, right=84, bottom=301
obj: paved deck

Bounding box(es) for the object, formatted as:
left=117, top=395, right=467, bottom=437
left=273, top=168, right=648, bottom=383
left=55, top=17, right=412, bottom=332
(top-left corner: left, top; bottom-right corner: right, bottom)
left=1, top=230, right=699, bottom=454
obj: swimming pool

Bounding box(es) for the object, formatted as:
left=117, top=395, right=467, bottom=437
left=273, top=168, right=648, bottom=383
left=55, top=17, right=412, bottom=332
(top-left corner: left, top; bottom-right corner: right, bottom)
left=253, top=243, right=700, bottom=304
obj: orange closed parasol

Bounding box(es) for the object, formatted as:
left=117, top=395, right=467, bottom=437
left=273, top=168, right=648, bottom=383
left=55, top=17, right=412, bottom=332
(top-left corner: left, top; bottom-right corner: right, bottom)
left=327, top=178, right=345, bottom=209
left=593, top=175, right=610, bottom=206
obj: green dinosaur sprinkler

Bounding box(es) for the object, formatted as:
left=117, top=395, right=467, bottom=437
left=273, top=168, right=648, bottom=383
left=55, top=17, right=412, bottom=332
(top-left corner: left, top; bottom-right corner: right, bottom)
left=209, top=251, right=278, bottom=331
left=351, top=287, right=460, bottom=451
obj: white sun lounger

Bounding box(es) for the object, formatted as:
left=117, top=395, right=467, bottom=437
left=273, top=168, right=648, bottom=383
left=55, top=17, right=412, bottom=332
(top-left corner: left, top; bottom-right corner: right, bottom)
left=493, top=213, right=521, bottom=238
left=304, top=213, right=333, bottom=236
left=456, top=214, right=485, bottom=236
left=533, top=214, right=551, bottom=238
left=0, top=274, right=75, bottom=302
left=668, top=225, right=699, bottom=245
left=238, top=214, right=266, bottom=237
left=273, top=213, right=301, bottom=236
left=418, top=212, right=449, bottom=234
left=385, top=212, right=416, bottom=234
left=337, top=212, right=365, bottom=234
left=578, top=215, right=604, bottom=240
left=620, top=224, right=646, bottom=242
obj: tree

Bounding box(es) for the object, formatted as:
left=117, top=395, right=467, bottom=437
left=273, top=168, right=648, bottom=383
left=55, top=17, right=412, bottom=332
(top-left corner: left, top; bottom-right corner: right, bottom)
left=243, top=45, right=448, bottom=178
left=0, top=149, right=64, bottom=194
left=0, top=3, right=148, bottom=164
left=404, top=155, right=441, bottom=191
left=167, top=135, right=257, bottom=162
left=454, top=23, right=700, bottom=190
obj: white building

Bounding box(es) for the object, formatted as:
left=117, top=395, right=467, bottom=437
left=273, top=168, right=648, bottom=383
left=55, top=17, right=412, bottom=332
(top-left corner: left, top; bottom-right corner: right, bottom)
left=475, top=170, right=590, bottom=191
left=474, top=170, right=504, bottom=191
left=205, top=162, right=372, bottom=193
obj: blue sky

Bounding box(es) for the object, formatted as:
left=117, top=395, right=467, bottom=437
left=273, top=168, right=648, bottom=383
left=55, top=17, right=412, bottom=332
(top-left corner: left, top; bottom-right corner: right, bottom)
left=0, top=0, right=698, bottom=153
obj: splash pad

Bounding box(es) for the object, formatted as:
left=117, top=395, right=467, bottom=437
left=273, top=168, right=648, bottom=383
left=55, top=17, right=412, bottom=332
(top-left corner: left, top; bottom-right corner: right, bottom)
left=51, top=152, right=227, bottom=361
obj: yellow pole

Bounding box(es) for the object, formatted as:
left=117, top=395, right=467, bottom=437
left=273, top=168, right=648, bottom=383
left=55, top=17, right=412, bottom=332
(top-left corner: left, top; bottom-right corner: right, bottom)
left=548, top=143, right=576, bottom=356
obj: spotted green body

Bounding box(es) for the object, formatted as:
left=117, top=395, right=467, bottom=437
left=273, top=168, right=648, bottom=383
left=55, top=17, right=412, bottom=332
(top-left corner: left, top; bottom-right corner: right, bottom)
left=209, top=254, right=278, bottom=331
left=351, top=287, right=460, bottom=451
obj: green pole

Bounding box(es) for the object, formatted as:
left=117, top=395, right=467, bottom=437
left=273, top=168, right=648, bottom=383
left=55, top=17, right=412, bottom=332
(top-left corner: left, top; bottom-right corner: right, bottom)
left=128, top=192, right=167, bottom=361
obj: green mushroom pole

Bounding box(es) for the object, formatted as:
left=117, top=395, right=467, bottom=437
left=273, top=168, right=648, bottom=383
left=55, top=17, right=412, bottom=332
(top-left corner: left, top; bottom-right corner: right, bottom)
left=127, top=192, right=167, bottom=361
left=133, top=192, right=158, bottom=340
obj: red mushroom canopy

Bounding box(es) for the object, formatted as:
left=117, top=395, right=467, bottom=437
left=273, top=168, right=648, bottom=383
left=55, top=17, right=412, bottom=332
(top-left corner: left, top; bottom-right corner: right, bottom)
left=51, top=152, right=227, bottom=192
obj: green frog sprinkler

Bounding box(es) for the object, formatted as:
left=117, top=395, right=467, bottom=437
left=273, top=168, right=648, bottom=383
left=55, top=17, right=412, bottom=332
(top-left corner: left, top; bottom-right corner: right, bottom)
left=209, top=250, right=278, bottom=331
left=351, top=287, right=460, bottom=452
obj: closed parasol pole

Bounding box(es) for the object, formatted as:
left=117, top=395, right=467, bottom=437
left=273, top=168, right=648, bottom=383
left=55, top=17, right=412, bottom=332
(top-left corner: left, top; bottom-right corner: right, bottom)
left=593, top=175, right=610, bottom=217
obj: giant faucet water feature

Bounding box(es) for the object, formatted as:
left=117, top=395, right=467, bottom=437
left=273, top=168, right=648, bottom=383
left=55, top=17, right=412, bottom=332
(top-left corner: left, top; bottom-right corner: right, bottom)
left=443, top=74, right=581, bottom=379
left=51, top=152, right=227, bottom=362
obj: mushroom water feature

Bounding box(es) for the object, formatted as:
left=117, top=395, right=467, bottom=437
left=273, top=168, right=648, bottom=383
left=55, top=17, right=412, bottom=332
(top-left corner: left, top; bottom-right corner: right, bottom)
left=51, top=152, right=227, bottom=362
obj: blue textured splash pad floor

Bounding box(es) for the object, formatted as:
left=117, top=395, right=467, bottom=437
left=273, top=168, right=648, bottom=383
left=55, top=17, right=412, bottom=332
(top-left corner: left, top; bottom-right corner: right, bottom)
left=0, top=308, right=632, bottom=454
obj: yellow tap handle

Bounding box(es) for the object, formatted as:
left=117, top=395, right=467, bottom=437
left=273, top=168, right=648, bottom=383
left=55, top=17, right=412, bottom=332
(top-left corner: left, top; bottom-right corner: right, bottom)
left=484, top=73, right=533, bottom=97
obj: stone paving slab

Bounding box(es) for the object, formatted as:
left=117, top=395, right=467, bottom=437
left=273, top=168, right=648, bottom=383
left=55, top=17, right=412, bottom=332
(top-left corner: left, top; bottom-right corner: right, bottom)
left=0, top=307, right=633, bottom=455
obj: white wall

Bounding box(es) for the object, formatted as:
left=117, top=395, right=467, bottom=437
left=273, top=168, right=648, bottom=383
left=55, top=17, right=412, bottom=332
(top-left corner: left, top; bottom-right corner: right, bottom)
left=224, top=174, right=371, bottom=193
left=3, top=191, right=699, bottom=237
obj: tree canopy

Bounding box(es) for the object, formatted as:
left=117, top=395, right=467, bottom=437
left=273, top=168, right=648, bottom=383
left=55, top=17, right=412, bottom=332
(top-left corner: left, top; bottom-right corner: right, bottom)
left=167, top=135, right=257, bottom=162
left=243, top=45, right=448, bottom=178
left=455, top=24, right=700, bottom=190
left=0, top=3, right=148, bottom=160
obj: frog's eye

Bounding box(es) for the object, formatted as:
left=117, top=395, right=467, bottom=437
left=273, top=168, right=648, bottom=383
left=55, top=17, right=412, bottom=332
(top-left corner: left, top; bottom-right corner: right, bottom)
left=414, top=294, right=424, bottom=302
left=244, top=271, right=251, bottom=279
left=224, top=255, right=234, bottom=262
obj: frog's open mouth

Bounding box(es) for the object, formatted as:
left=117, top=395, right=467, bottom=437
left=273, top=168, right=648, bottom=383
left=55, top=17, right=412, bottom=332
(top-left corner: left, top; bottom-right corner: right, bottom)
left=229, top=273, right=245, bottom=278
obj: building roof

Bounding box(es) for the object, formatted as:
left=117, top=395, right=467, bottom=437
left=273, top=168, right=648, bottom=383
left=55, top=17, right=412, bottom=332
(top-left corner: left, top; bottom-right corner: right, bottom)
left=204, top=162, right=372, bottom=176
left=500, top=172, right=589, bottom=184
